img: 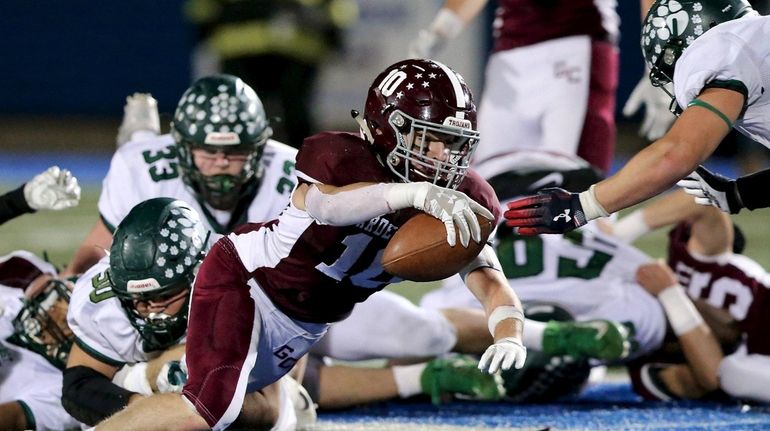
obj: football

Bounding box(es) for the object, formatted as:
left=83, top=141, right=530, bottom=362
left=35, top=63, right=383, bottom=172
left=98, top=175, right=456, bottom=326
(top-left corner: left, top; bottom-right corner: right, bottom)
left=382, top=213, right=494, bottom=282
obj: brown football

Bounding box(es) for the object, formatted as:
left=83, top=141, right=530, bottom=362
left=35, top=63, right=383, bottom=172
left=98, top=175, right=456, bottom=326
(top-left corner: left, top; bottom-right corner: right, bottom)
left=382, top=213, right=494, bottom=282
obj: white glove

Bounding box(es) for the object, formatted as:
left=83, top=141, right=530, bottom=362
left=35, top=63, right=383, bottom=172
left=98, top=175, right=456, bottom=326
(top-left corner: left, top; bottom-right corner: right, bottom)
left=411, top=183, right=494, bottom=248
left=155, top=359, right=188, bottom=393
left=408, top=30, right=442, bottom=59
left=23, top=166, right=81, bottom=211
left=622, top=75, right=676, bottom=141
left=407, top=8, right=464, bottom=59
left=676, top=166, right=743, bottom=214
left=477, top=337, right=527, bottom=374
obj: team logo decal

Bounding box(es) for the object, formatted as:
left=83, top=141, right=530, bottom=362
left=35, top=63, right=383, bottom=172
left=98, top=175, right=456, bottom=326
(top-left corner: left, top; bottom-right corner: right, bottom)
left=642, top=1, right=703, bottom=67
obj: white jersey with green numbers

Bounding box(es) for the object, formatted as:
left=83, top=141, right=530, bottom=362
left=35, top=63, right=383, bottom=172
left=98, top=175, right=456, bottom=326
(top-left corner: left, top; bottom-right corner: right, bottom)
left=422, top=224, right=667, bottom=357
left=674, top=15, right=770, bottom=147
left=67, top=257, right=155, bottom=366
left=99, top=134, right=298, bottom=235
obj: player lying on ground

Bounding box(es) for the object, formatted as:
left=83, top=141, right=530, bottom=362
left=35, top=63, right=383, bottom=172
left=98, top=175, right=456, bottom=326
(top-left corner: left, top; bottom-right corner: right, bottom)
left=611, top=189, right=770, bottom=403
left=0, top=251, right=81, bottom=430
left=63, top=198, right=316, bottom=428
left=305, top=152, right=641, bottom=409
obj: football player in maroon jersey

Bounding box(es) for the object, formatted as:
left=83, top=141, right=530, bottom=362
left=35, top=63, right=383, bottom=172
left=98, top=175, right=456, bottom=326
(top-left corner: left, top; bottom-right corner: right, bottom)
left=611, top=189, right=770, bottom=403
left=409, top=0, right=662, bottom=175
left=504, top=0, right=761, bottom=235
left=96, top=58, right=529, bottom=431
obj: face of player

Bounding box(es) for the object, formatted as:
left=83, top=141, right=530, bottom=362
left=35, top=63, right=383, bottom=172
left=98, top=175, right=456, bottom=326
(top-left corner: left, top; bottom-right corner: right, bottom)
left=407, top=130, right=466, bottom=183
left=39, top=297, right=73, bottom=345
left=192, top=147, right=249, bottom=178
left=132, top=288, right=189, bottom=320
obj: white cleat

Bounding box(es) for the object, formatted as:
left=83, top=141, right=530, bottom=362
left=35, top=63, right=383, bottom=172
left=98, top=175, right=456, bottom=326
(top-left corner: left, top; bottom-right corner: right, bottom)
left=284, top=375, right=317, bottom=430
left=116, top=92, right=161, bottom=147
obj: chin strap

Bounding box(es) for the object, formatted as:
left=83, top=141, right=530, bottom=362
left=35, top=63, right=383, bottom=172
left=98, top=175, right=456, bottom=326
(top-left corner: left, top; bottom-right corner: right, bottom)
left=351, top=110, right=375, bottom=143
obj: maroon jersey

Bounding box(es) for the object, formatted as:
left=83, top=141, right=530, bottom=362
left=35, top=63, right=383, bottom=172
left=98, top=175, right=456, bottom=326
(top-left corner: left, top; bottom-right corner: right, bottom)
left=493, top=0, right=619, bottom=51
left=668, top=224, right=770, bottom=355
left=222, top=132, right=501, bottom=323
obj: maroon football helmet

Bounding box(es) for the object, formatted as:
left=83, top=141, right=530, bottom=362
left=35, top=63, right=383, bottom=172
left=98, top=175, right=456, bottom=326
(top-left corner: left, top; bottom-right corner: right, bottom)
left=360, top=59, right=479, bottom=189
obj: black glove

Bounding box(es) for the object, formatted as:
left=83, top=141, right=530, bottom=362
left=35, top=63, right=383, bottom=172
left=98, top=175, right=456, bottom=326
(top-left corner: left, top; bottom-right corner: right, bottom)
left=676, top=165, right=743, bottom=214
left=503, top=187, right=587, bottom=235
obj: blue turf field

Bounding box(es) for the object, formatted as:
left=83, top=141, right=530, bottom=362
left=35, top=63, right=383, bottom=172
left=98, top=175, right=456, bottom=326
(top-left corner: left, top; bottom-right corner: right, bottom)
left=317, top=382, right=770, bottom=430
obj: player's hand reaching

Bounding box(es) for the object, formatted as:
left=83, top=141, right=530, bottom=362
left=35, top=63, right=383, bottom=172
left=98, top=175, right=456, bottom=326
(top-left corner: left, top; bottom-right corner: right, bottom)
left=411, top=183, right=493, bottom=248
left=504, top=187, right=587, bottom=235
left=23, top=166, right=81, bottom=211
left=478, top=337, right=527, bottom=374
left=677, top=165, right=743, bottom=214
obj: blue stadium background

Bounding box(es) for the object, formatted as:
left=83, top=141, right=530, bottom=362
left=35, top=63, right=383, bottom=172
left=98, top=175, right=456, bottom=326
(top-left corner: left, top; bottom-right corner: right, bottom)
left=0, top=1, right=645, bottom=118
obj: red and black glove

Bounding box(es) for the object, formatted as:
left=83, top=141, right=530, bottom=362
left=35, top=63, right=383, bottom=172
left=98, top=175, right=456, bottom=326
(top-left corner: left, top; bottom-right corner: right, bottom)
left=503, top=187, right=587, bottom=235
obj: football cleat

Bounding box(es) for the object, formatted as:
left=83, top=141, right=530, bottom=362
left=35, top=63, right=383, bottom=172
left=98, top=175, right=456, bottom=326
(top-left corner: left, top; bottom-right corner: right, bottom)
left=283, top=375, right=317, bottom=429
left=542, top=319, right=632, bottom=362
left=420, top=355, right=505, bottom=405
left=116, top=92, right=161, bottom=147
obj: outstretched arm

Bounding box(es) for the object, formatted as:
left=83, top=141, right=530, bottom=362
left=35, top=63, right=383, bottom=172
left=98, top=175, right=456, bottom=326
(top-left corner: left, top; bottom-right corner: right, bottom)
left=636, top=261, right=724, bottom=395
left=505, top=87, right=744, bottom=235
left=612, top=189, right=733, bottom=257
left=463, top=249, right=526, bottom=374
left=293, top=181, right=493, bottom=247
left=408, top=0, right=488, bottom=58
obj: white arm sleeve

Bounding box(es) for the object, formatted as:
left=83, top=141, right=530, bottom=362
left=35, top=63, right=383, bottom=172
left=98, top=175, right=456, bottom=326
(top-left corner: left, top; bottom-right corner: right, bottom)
left=304, top=182, right=421, bottom=226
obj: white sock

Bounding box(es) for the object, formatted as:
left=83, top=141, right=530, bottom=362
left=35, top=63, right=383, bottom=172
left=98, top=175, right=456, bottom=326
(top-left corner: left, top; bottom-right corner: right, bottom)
left=392, top=363, right=428, bottom=398
left=522, top=319, right=546, bottom=351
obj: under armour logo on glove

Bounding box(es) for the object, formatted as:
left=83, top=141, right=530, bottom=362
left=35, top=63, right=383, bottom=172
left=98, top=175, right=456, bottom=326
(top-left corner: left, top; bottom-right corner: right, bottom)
left=553, top=209, right=572, bottom=223
left=504, top=187, right=586, bottom=235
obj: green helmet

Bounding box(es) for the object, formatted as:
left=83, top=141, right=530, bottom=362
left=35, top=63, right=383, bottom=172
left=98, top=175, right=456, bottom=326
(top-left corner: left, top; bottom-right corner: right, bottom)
left=171, top=74, right=272, bottom=210
left=107, top=198, right=210, bottom=351
left=10, top=279, right=74, bottom=370
left=641, top=0, right=755, bottom=87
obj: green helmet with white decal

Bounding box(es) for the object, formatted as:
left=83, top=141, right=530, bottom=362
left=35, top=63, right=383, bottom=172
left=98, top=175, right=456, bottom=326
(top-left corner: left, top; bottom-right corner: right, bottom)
left=641, top=0, right=755, bottom=87
left=171, top=74, right=272, bottom=210
left=107, top=197, right=209, bottom=351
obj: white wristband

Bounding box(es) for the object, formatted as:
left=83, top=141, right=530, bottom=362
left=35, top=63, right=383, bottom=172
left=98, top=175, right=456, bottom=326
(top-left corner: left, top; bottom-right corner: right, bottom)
left=112, top=362, right=153, bottom=396
left=487, top=306, right=525, bottom=336
left=611, top=210, right=650, bottom=243
left=430, top=8, right=464, bottom=39
left=578, top=184, right=610, bottom=221
left=657, top=284, right=704, bottom=336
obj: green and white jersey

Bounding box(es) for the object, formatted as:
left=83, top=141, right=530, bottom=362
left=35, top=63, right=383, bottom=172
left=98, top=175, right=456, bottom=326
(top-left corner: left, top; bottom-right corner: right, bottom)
left=424, top=224, right=667, bottom=357
left=99, top=134, right=298, bottom=235
left=674, top=15, right=770, bottom=147
left=67, top=258, right=154, bottom=366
